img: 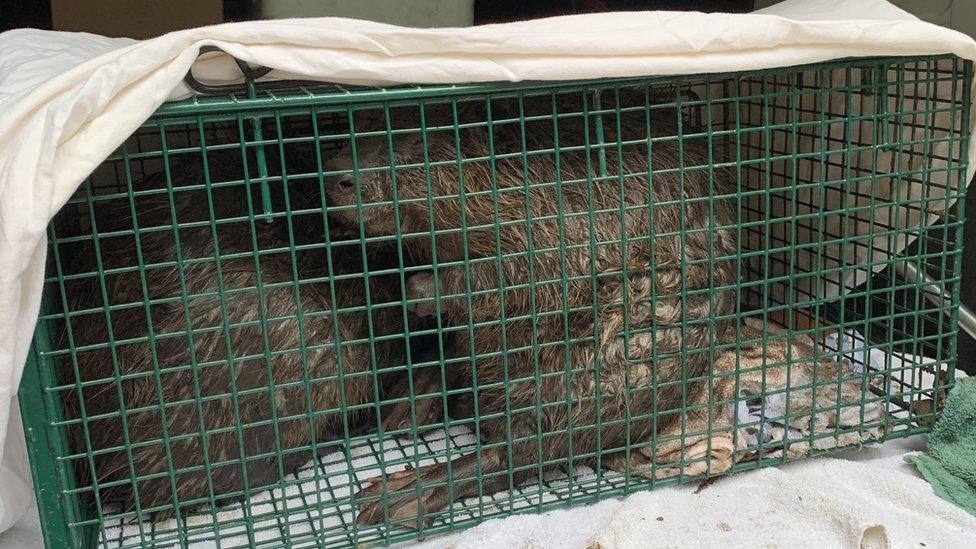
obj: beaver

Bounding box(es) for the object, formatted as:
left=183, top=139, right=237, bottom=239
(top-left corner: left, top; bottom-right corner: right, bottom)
left=323, top=90, right=739, bottom=526
left=58, top=145, right=410, bottom=516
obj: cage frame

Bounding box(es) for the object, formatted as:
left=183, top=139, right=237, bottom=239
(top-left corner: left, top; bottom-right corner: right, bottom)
left=19, top=52, right=974, bottom=548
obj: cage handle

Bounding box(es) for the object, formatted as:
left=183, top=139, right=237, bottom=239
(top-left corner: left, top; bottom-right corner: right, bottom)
left=183, top=46, right=338, bottom=223
left=896, top=261, right=976, bottom=339
left=184, top=46, right=278, bottom=221
left=182, top=45, right=328, bottom=95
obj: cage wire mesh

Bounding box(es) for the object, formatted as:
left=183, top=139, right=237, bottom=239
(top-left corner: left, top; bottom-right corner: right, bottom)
left=19, top=54, right=972, bottom=548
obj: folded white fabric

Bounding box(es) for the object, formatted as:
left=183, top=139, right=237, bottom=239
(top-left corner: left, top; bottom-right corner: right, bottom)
left=407, top=438, right=976, bottom=549
left=2, top=0, right=976, bottom=534
left=586, top=447, right=976, bottom=549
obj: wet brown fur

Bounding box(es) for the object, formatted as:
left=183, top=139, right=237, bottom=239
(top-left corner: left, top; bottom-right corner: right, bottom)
left=59, top=149, right=408, bottom=515
left=324, top=91, right=739, bottom=525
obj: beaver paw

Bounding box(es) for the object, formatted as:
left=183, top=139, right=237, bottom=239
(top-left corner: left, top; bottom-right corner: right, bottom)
left=604, top=432, right=737, bottom=480
left=380, top=367, right=445, bottom=434
left=653, top=433, right=736, bottom=479
left=354, top=466, right=452, bottom=529
left=406, top=272, right=441, bottom=317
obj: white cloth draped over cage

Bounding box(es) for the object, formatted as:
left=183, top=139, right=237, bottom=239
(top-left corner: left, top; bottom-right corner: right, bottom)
left=0, top=0, right=975, bottom=535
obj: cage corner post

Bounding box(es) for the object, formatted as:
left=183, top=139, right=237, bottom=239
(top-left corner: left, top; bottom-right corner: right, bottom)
left=19, top=320, right=89, bottom=548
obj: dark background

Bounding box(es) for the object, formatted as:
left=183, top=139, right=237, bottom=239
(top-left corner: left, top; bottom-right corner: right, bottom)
left=0, top=0, right=51, bottom=31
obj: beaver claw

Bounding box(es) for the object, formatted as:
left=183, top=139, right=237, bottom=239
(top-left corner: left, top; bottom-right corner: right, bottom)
left=354, top=451, right=494, bottom=530
left=380, top=366, right=444, bottom=434
left=354, top=465, right=453, bottom=529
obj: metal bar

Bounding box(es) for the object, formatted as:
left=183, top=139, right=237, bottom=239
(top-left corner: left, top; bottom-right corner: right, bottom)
left=896, top=260, right=976, bottom=340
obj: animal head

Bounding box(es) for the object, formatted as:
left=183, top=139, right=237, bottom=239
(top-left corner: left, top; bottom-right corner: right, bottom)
left=323, top=121, right=474, bottom=239
left=323, top=132, right=420, bottom=237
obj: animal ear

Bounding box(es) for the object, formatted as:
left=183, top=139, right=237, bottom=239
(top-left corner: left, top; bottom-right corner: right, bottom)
left=390, top=129, right=426, bottom=162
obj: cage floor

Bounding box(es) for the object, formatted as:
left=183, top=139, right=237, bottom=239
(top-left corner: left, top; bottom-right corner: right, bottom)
left=97, top=424, right=620, bottom=549
left=95, top=343, right=935, bottom=549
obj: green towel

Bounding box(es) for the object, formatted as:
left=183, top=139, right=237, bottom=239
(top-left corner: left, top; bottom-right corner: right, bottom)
left=905, top=376, right=976, bottom=516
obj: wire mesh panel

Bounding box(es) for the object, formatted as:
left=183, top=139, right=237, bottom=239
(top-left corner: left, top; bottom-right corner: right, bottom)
left=20, top=54, right=972, bottom=548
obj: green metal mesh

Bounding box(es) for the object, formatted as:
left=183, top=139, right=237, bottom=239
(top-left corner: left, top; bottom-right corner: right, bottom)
left=19, top=54, right=972, bottom=548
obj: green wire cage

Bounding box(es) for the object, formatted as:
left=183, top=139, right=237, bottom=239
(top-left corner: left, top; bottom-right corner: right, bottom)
left=19, top=53, right=973, bottom=548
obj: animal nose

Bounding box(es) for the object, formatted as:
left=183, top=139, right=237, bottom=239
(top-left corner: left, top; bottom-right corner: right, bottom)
left=336, top=175, right=355, bottom=191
